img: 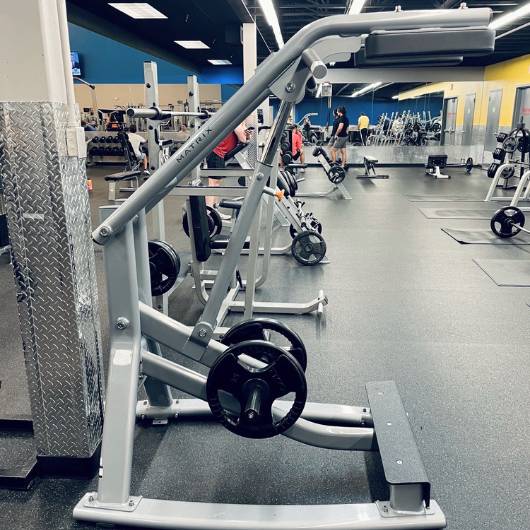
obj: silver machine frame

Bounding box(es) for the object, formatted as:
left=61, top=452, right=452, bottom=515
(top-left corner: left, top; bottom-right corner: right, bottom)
left=299, top=149, right=353, bottom=200
left=74, top=8, right=494, bottom=529
left=177, top=154, right=327, bottom=338
left=484, top=162, right=530, bottom=207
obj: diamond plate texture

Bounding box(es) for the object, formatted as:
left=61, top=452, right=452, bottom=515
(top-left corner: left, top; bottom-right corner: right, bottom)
left=0, top=102, right=104, bottom=457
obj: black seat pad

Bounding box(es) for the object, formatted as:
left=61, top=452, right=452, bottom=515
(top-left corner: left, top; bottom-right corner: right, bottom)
left=210, top=236, right=251, bottom=250
left=218, top=200, right=242, bottom=211
left=105, top=170, right=142, bottom=182
left=364, top=156, right=378, bottom=163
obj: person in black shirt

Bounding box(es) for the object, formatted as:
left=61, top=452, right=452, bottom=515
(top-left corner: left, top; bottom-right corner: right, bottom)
left=330, top=106, right=349, bottom=167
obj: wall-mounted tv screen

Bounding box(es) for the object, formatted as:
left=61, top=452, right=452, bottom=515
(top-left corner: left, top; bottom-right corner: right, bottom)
left=71, top=51, right=81, bottom=76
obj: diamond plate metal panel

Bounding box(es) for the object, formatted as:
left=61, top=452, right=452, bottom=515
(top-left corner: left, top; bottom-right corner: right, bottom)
left=0, top=102, right=104, bottom=457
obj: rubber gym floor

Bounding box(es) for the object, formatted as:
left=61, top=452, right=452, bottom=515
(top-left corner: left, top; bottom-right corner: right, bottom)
left=0, top=164, right=528, bottom=530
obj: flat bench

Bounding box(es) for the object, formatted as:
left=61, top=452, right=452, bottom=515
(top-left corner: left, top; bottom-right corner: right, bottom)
left=105, top=170, right=143, bottom=201
left=358, top=156, right=389, bottom=180
left=366, top=381, right=431, bottom=514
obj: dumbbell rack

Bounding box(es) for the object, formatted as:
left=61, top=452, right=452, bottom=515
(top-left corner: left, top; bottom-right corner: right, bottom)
left=87, top=132, right=126, bottom=164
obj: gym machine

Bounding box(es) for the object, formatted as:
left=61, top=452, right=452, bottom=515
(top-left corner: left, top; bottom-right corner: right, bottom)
left=74, top=8, right=495, bottom=529
left=295, top=146, right=352, bottom=200
left=357, top=156, right=389, bottom=180
left=425, top=155, right=474, bottom=179
left=484, top=124, right=530, bottom=205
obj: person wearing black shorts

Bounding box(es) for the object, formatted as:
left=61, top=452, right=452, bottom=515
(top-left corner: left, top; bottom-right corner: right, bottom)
left=330, top=107, right=349, bottom=167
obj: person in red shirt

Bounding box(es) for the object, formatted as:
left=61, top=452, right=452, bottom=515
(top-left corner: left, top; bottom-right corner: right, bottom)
left=291, top=124, right=305, bottom=171
left=206, top=123, right=248, bottom=210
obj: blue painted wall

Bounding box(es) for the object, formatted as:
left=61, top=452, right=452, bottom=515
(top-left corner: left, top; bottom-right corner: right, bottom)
left=273, top=94, right=443, bottom=126
left=68, top=23, right=243, bottom=92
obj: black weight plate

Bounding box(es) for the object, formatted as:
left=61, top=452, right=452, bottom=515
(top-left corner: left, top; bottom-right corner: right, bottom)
left=487, top=163, right=499, bottom=178
left=207, top=206, right=223, bottom=236
left=492, top=148, right=506, bottom=162
left=500, top=166, right=515, bottom=180
left=328, top=165, right=346, bottom=184
left=291, top=230, right=327, bottom=266
left=490, top=206, right=525, bottom=238
left=282, top=153, right=293, bottom=165
left=283, top=171, right=297, bottom=196
left=148, top=240, right=180, bottom=296
left=221, top=318, right=307, bottom=371
left=182, top=206, right=222, bottom=238
left=206, top=340, right=307, bottom=439
left=502, top=136, right=517, bottom=153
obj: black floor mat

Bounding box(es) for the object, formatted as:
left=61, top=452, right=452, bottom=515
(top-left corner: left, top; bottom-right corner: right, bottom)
left=407, top=194, right=480, bottom=202
left=473, top=258, right=530, bottom=286
left=442, top=227, right=530, bottom=244
left=419, top=207, right=496, bottom=219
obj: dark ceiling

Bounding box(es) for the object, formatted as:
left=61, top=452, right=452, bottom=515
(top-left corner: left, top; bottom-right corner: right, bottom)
left=66, top=0, right=251, bottom=71
left=66, top=1, right=530, bottom=98
left=246, top=0, right=530, bottom=96
left=248, top=0, right=530, bottom=65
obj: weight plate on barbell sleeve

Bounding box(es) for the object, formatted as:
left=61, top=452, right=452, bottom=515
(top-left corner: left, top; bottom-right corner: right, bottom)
left=291, top=230, right=327, bottom=266
left=328, top=165, right=346, bottom=184
left=502, top=136, right=517, bottom=153
left=490, top=206, right=525, bottom=238
left=148, top=240, right=180, bottom=296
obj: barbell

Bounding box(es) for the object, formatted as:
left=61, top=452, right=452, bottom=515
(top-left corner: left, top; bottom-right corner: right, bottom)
left=127, top=106, right=211, bottom=121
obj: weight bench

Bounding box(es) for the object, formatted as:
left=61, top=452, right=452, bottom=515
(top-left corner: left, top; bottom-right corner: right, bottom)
left=104, top=170, right=142, bottom=201
left=357, top=155, right=389, bottom=179
left=425, top=155, right=450, bottom=179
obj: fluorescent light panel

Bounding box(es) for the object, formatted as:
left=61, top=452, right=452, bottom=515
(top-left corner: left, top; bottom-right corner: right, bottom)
left=208, top=59, right=232, bottom=65
left=348, top=0, right=367, bottom=15
left=351, top=81, right=382, bottom=98
left=108, top=3, right=167, bottom=19
left=258, top=0, right=284, bottom=49
left=174, top=40, right=209, bottom=49
left=489, top=1, right=530, bottom=29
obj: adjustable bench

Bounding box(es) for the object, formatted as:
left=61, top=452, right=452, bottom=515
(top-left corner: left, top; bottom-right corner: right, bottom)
left=104, top=170, right=143, bottom=201
left=357, top=155, right=389, bottom=179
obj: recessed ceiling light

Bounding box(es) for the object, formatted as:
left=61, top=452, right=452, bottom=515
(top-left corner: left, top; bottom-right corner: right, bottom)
left=208, top=59, right=232, bottom=65
left=174, top=40, right=210, bottom=49
left=108, top=3, right=167, bottom=19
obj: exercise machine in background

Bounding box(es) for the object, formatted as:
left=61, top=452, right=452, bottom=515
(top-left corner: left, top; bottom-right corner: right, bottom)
left=425, top=154, right=474, bottom=179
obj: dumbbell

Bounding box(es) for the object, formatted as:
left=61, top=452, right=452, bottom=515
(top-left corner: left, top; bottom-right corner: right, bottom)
left=490, top=206, right=528, bottom=238
left=282, top=152, right=293, bottom=165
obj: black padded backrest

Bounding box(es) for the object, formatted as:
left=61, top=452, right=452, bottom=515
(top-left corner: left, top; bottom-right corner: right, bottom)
left=427, top=155, right=448, bottom=169
left=365, top=27, right=495, bottom=59
left=188, top=196, right=212, bottom=262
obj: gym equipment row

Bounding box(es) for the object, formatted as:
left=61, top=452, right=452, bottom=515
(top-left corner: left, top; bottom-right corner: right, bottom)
left=485, top=123, right=530, bottom=206
left=368, top=110, right=442, bottom=146
left=293, top=146, right=351, bottom=200
left=75, top=8, right=495, bottom=529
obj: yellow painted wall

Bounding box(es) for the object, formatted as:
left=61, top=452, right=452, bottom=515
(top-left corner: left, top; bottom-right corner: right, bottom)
left=396, top=55, right=530, bottom=129
left=74, top=83, right=221, bottom=110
